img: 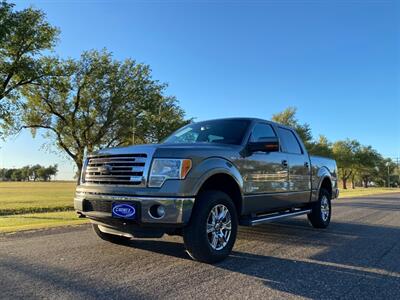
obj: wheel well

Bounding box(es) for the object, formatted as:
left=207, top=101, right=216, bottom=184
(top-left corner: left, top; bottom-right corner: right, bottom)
left=321, top=177, right=332, bottom=198
left=198, top=173, right=243, bottom=215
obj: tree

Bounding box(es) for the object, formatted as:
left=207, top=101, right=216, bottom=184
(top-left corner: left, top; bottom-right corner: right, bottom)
left=20, top=165, right=30, bottom=181
left=11, top=168, right=22, bottom=181
left=0, top=168, right=6, bottom=180
left=272, top=107, right=313, bottom=146
left=21, top=50, right=188, bottom=180
left=0, top=164, right=58, bottom=181
left=387, top=159, right=400, bottom=187
left=307, top=135, right=333, bottom=157
left=332, top=139, right=360, bottom=189
left=371, top=158, right=396, bottom=187
left=134, top=95, right=190, bottom=144
left=29, top=164, right=41, bottom=181
left=43, top=164, right=58, bottom=181
left=0, top=1, right=59, bottom=135
left=355, top=146, right=383, bottom=188
left=4, top=168, right=14, bottom=180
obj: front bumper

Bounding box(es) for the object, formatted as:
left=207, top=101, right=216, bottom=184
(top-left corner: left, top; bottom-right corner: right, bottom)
left=74, top=192, right=195, bottom=225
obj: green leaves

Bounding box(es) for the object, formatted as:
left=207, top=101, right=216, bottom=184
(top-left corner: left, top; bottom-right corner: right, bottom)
left=22, top=50, right=188, bottom=177
left=271, top=107, right=395, bottom=188
left=0, top=1, right=59, bottom=134
left=0, top=164, right=58, bottom=181
left=272, top=106, right=313, bottom=145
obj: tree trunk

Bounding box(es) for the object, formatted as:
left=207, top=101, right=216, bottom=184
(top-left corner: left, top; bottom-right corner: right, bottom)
left=342, top=178, right=347, bottom=189
left=341, top=169, right=352, bottom=190
left=363, top=179, right=368, bottom=188
left=75, top=160, right=83, bottom=185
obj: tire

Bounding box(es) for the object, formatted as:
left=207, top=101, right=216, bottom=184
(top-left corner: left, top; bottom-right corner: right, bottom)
left=307, top=188, right=332, bottom=228
left=92, top=224, right=131, bottom=245
left=183, top=190, right=238, bottom=264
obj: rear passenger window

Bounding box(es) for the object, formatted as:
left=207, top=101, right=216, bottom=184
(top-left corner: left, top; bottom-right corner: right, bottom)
left=277, top=128, right=303, bottom=154
left=250, top=123, right=276, bottom=142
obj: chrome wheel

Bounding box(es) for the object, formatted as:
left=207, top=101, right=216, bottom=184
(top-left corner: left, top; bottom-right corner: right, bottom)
left=321, top=195, right=330, bottom=222
left=206, top=204, right=232, bottom=251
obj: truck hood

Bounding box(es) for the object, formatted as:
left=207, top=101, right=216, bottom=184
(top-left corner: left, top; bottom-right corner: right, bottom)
left=92, top=144, right=158, bottom=157
left=91, top=143, right=242, bottom=158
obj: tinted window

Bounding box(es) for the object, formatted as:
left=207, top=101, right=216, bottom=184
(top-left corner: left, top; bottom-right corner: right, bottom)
left=163, top=120, right=251, bottom=145
left=250, top=123, right=276, bottom=142
left=277, top=127, right=303, bottom=154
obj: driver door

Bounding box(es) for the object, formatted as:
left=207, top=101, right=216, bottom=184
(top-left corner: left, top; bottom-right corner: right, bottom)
left=240, top=122, right=290, bottom=214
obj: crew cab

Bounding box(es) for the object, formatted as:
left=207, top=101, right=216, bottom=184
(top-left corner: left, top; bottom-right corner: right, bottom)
left=74, top=118, right=339, bottom=263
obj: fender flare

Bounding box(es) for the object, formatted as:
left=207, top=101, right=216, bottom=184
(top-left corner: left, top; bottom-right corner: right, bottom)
left=316, top=166, right=333, bottom=195
left=191, top=157, right=244, bottom=197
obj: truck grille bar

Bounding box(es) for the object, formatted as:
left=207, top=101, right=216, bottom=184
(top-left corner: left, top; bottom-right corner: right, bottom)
left=84, top=154, right=148, bottom=186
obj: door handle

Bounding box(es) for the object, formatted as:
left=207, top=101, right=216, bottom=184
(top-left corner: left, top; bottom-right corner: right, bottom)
left=304, top=162, right=309, bottom=167
left=281, top=160, right=288, bottom=167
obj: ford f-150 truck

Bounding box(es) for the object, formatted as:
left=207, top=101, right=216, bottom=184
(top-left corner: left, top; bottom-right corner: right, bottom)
left=75, top=118, right=338, bottom=263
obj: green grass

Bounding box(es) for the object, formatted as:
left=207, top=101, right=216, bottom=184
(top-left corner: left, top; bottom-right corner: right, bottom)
left=0, top=182, right=88, bottom=233
left=340, top=187, right=400, bottom=198
left=0, top=181, right=76, bottom=215
left=0, top=211, right=88, bottom=233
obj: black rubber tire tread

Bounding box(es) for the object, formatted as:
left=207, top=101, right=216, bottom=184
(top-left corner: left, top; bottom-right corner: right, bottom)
left=92, top=224, right=131, bottom=245
left=307, top=188, right=331, bottom=228
left=183, top=190, right=238, bottom=264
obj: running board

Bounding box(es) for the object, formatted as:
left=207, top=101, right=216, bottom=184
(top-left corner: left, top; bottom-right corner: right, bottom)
left=240, top=208, right=311, bottom=226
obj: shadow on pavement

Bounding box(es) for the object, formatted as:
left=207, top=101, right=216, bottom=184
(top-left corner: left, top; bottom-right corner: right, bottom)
left=224, top=251, right=399, bottom=298
left=120, top=217, right=400, bottom=298
left=239, top=219, right=400, bottom=274
left=1, top=218, right=399, bottom=299
left=0, top=257, right=149, bottom=299
left=2, top=194, right=399, bottom=298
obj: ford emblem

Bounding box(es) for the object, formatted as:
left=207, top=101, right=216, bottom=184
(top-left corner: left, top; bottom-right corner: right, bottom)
left=112, top=204, right=136, bottom=218
left=98, top=164, right=112, bottom=175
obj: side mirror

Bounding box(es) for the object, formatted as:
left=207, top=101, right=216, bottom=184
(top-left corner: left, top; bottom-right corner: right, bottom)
left=248, top=137, right=280, bottom=153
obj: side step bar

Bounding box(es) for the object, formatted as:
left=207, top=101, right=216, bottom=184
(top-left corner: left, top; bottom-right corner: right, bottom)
left=240, top=208, right=311, bottom=226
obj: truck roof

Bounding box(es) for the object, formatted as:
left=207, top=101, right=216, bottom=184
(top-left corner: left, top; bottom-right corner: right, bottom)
left=194, top=117, right=284, bottom=127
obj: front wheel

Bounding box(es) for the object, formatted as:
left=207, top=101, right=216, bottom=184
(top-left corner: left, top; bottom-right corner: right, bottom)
left=183, top=190, right=238, bottom=264
left=307, top=188, right=332, bottom=228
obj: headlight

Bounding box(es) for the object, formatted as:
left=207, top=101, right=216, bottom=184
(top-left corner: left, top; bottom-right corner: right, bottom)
left=148, top=159, right=192, bottom=188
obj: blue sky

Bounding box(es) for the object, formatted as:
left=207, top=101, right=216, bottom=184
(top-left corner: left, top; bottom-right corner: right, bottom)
left=1, top=0, right=399, bottom=180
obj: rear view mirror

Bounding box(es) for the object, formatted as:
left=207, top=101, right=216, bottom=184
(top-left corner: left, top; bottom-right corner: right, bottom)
left=248, top=137, right=280, bottom=153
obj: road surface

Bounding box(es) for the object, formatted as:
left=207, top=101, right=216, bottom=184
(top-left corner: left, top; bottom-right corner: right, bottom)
left=1, top=193, right=399, bottom=299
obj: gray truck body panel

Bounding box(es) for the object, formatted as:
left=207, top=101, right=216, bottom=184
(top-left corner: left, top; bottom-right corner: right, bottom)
left=75, top=118, right=338, bottom=229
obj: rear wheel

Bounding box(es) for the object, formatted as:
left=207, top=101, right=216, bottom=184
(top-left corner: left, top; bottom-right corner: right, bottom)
left=183, top=190, right=238, bottom=264
left=92, top=224, right=131, bottom=245
left=307, top=188, right=331, bottom=228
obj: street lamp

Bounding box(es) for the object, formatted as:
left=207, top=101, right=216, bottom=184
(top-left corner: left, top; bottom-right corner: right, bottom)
left=132, top=111, right=144, bottom=145
left=385, top=162, right=390, bottom=188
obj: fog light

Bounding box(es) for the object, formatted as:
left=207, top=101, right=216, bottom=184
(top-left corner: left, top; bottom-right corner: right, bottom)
left=149, top=204, right=166, bottom=219
left=157, top=205, right=166, bottom=218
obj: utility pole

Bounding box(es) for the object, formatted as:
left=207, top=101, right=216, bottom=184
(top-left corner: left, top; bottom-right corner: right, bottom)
left=397, top=157, right=400, bottom=187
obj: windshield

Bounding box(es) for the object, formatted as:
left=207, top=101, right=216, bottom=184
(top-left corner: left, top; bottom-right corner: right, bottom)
left=163, top=119, right=251, bottom=145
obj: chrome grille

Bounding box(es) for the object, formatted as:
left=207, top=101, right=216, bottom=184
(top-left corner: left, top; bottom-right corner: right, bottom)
left=84, top=154, right=147, bottom=186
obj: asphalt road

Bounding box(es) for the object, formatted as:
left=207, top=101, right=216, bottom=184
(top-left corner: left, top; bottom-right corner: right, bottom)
left=1, top=193, right=400, bottom=300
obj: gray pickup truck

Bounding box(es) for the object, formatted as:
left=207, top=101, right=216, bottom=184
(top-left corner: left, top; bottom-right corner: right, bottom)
left=75, top=118, right=338, bottom=263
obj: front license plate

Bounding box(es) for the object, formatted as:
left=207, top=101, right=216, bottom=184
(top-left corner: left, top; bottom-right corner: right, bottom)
left=112, top=203, right=136, bottom=220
